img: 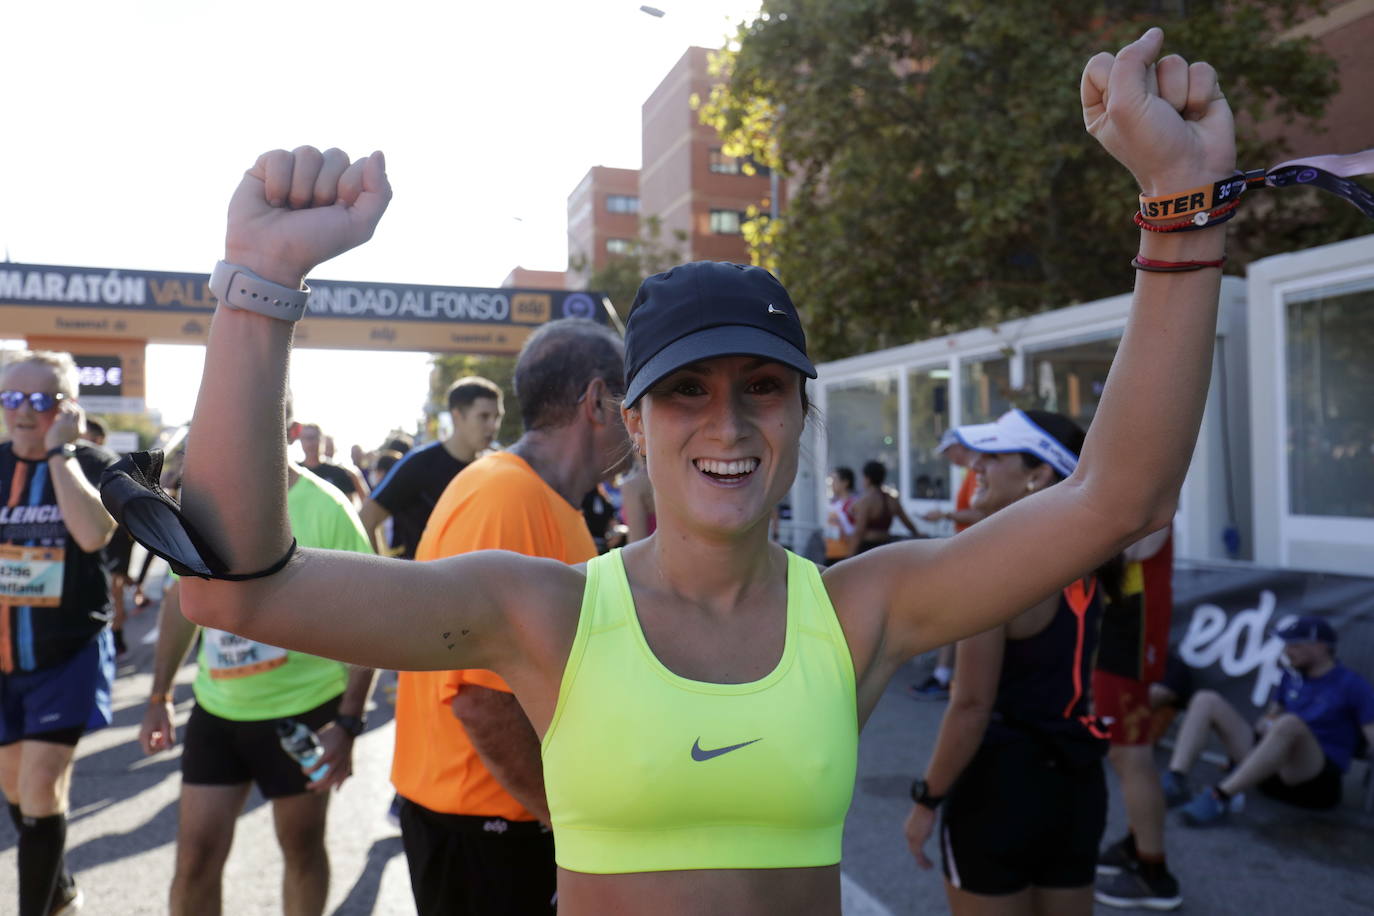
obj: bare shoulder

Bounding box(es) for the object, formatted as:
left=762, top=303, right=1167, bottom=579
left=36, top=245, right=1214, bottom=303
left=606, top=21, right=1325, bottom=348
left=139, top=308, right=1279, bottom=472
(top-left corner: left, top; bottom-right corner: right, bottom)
left=445, top=549, right=587, bottom=611
left=822, top=538, right=944, bottom=674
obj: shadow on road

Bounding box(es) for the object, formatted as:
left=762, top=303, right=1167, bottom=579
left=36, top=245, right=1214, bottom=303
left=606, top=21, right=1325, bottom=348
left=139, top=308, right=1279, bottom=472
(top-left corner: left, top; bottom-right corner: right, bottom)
left=330, top=834, right=405, bottom=916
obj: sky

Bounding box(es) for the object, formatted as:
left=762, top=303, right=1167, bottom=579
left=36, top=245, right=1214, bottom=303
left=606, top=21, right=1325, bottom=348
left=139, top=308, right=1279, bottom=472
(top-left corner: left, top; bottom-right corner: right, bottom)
left=2, top=0, right=763, bottom=456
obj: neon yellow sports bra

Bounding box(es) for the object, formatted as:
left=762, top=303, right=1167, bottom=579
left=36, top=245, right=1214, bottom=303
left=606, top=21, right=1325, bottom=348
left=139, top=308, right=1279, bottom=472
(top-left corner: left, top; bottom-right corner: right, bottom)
left=541, top=548, right=858, bottom=874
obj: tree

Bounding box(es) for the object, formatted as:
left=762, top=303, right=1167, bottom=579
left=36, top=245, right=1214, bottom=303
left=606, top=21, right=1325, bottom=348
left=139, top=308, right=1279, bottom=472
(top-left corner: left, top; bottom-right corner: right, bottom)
left=701, top=0, right=1368, bottom=360
left=570, top=215, right=687, bottom=320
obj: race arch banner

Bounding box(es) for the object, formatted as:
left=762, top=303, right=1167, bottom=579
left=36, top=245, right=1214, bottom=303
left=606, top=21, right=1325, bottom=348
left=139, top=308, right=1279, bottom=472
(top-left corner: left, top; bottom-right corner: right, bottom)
left=0, top=262, right=610, bottom=355
left=1169, top=562, right=1374, bottom=712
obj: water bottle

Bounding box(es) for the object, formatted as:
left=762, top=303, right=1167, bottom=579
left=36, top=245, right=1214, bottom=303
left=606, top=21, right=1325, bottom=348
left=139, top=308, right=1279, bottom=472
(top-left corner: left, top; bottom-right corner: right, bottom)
left=276, top=718, right=330, bottom=782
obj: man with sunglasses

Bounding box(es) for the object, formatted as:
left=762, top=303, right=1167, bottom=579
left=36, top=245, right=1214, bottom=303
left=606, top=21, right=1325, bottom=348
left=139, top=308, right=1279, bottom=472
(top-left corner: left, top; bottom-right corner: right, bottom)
left=0, top=350, right=119, bottom=916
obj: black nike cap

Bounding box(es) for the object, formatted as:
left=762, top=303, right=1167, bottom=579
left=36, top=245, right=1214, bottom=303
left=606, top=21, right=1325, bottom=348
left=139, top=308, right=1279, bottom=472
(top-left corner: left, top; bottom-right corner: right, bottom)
left=622, top=261, right=816, bottom=407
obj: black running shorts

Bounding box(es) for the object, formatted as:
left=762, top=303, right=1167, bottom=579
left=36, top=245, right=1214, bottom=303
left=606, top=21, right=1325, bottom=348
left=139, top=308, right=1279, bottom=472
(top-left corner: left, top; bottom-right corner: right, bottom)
left=940, top=737, right=1107, bottom=895
left=180, top=694, right=339, bottom=798
left=1259, top=756, right=1343, bottom=810
left=398, top=797, right=556, bottom=916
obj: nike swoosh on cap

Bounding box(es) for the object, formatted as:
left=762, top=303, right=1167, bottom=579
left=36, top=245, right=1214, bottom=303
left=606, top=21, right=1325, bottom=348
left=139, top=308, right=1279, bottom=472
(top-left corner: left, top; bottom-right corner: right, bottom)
left=691, top=737, right=763, bottom=761
left=767, top=303, right=786, bottom=316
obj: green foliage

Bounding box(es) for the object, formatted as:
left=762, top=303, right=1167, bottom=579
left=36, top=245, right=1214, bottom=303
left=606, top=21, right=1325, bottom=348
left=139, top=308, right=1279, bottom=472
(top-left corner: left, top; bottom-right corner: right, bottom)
left=427, top=354, right=523, bottom=445
left=571, top=215, right=688, bottom=319
left=701, top=0, right=1368, bottom=360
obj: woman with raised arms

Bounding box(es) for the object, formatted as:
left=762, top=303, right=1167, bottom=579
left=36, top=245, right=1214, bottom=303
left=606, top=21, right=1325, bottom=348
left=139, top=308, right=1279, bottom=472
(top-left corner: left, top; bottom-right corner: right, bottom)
left=177, top=29, right=1233, bottom=916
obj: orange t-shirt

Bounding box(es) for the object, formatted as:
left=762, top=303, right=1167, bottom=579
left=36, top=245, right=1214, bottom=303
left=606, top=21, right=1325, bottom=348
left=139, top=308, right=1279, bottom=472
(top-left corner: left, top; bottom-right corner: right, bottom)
left=953, top=467, right=979, bottom=533
left=390, top=451, right=597, bottom=819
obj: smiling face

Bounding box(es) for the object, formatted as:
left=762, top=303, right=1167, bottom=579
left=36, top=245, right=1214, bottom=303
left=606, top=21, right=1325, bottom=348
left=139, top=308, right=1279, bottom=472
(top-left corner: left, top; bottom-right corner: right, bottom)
left=1, top=361, right=65, bottom=457
left=625, top=355, right=804, bottom=540
left=968, top=450, right=1056, bottom=516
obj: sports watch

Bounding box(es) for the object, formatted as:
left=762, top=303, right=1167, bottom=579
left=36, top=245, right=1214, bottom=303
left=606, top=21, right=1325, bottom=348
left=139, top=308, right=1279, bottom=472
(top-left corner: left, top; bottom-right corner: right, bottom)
left=209, top=260, right=311, bottom=322
left=910, top=778, right=945, bottom=811
left=333, top=714, right=366, bottom=738
left=45, top=443, right=77, bottom=461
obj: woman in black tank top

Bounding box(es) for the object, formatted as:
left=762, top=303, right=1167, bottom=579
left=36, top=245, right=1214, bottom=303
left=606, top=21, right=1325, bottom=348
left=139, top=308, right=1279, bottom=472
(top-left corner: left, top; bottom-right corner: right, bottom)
left=904, top=411, right=1117, bottom=916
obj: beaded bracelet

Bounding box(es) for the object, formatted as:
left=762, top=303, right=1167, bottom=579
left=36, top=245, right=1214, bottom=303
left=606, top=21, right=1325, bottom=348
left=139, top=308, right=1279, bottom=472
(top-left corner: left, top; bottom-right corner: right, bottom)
left=1134, top=199, right=1240, bottom=233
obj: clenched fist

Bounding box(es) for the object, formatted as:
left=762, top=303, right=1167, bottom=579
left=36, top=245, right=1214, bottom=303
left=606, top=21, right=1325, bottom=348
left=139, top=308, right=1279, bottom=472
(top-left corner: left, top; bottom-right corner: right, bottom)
left=1081, top=28, right=1235, bottom=197
left=224, top=146, right=392, bottom=289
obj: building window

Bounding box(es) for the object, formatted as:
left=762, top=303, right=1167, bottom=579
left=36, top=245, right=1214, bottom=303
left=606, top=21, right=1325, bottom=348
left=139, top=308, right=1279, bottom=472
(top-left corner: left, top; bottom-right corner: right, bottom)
left=710, top=148, right=771, bottom=177
left=826, top=374, right=901, bottom=500
left=1285, top=279, right=1374, bottom=519
left=606, top=194, right=639, bottom=214
left=709, top=209, right=747, bottom=234
left=709, top=149, right=740, bottom=174
left=605, top=238, right=632, bottom=255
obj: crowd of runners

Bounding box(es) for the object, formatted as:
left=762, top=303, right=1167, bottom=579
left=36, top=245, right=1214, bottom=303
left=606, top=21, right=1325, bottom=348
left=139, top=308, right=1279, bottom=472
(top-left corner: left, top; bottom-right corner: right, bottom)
left=3, top=26, right=1373, bottom=916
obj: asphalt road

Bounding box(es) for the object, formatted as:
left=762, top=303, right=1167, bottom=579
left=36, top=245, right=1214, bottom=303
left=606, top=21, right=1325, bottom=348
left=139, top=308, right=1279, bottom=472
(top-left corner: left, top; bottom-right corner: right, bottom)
left=3, top=584, right=1372, bottom=914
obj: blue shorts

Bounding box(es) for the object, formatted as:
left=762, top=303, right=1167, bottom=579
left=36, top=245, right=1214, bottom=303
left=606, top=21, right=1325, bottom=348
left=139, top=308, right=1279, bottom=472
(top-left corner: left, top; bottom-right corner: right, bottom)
left=0, top=630, right=115, bottom=745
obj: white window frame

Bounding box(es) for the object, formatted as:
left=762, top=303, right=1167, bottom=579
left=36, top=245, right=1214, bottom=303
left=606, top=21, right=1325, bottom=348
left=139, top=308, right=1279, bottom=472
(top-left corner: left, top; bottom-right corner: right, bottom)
left=1266, top=262, right=1374, bottom=567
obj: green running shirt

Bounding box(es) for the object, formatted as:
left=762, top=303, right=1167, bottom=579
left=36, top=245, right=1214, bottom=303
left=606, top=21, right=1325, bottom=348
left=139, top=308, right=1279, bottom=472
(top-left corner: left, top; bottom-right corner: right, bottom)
left=191, top=469, right=372, bottom=720
left=542, top=548, right=857, bottom=873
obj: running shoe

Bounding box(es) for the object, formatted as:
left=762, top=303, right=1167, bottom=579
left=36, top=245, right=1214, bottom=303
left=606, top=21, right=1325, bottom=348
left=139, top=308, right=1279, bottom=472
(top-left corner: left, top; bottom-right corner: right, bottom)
left=1096, top=834, right=1137, bottom=876
left=49, top=873, right=83, bottom=915
left=1161, top=769, right=1191, bottom=808
left=1094, top=864, right=1183, bottom=911
left=1179, top=788, right=1228, bottom=827
left=906, top=676, right=949, bottom=701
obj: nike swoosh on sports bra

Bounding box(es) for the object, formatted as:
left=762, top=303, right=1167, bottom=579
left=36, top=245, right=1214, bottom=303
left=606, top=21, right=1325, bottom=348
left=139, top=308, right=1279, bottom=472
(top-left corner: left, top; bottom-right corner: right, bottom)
left=542, top=548, right=858, bottom=873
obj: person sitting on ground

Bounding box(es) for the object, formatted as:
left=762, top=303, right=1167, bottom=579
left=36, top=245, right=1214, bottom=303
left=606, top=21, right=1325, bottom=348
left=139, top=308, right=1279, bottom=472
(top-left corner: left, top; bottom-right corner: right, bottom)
left=149, top=29, right=1237, bottom=914
left=1165, top=615, right=1374, bottom=825
left=847, top=460, right=920, bottom=555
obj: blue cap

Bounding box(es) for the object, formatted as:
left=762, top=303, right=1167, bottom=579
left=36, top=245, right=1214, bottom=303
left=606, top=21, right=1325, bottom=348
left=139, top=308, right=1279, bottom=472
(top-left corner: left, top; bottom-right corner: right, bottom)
left=622, top=261, right=816, bottom=407
left=1275, top=615, right=1337, bottom=645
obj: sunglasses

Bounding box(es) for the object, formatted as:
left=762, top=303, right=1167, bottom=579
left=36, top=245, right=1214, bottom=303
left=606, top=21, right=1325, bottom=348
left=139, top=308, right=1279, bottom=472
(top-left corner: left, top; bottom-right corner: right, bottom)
left=0, top=390, right=66, bottom=412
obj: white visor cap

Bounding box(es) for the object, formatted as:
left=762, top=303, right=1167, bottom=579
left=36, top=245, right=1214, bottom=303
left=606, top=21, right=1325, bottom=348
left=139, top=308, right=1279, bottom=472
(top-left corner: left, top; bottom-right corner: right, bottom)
left=951, top=409, right=1079, bottom=480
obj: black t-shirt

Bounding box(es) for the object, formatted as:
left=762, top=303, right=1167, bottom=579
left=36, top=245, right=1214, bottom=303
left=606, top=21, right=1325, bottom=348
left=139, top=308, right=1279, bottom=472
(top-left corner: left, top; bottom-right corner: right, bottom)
left=307, top=462, right=357, bottom=499
left=370, top=442, right=468, bottom=559
left=0, top=441, right=117, bottom=671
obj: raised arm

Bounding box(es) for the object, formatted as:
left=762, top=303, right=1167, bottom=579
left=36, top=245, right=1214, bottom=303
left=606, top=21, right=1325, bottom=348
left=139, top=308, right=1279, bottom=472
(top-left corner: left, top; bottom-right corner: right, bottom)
left=831, top=29, right=1235, bottom=664
left=176, top=148, right=559, bottom=674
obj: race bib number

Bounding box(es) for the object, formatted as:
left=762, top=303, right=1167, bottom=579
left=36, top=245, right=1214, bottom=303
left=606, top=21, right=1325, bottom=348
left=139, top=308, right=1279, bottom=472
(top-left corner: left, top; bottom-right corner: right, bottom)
left=0, top=545, right=65, bottom=607
left=203, top=628, right=288, bottom=679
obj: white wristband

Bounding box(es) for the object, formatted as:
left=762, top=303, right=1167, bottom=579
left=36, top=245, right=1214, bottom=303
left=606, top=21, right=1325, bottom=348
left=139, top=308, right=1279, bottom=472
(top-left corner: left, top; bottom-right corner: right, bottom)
left=209, top=260, right=311, bottom=322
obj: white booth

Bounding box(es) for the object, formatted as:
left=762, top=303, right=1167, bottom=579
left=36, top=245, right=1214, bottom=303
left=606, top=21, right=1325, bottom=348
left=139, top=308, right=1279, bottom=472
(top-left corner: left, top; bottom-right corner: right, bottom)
left=1246, top=233, right=1374, bottom=577
left=790, top=277, right=1253, bottom=565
